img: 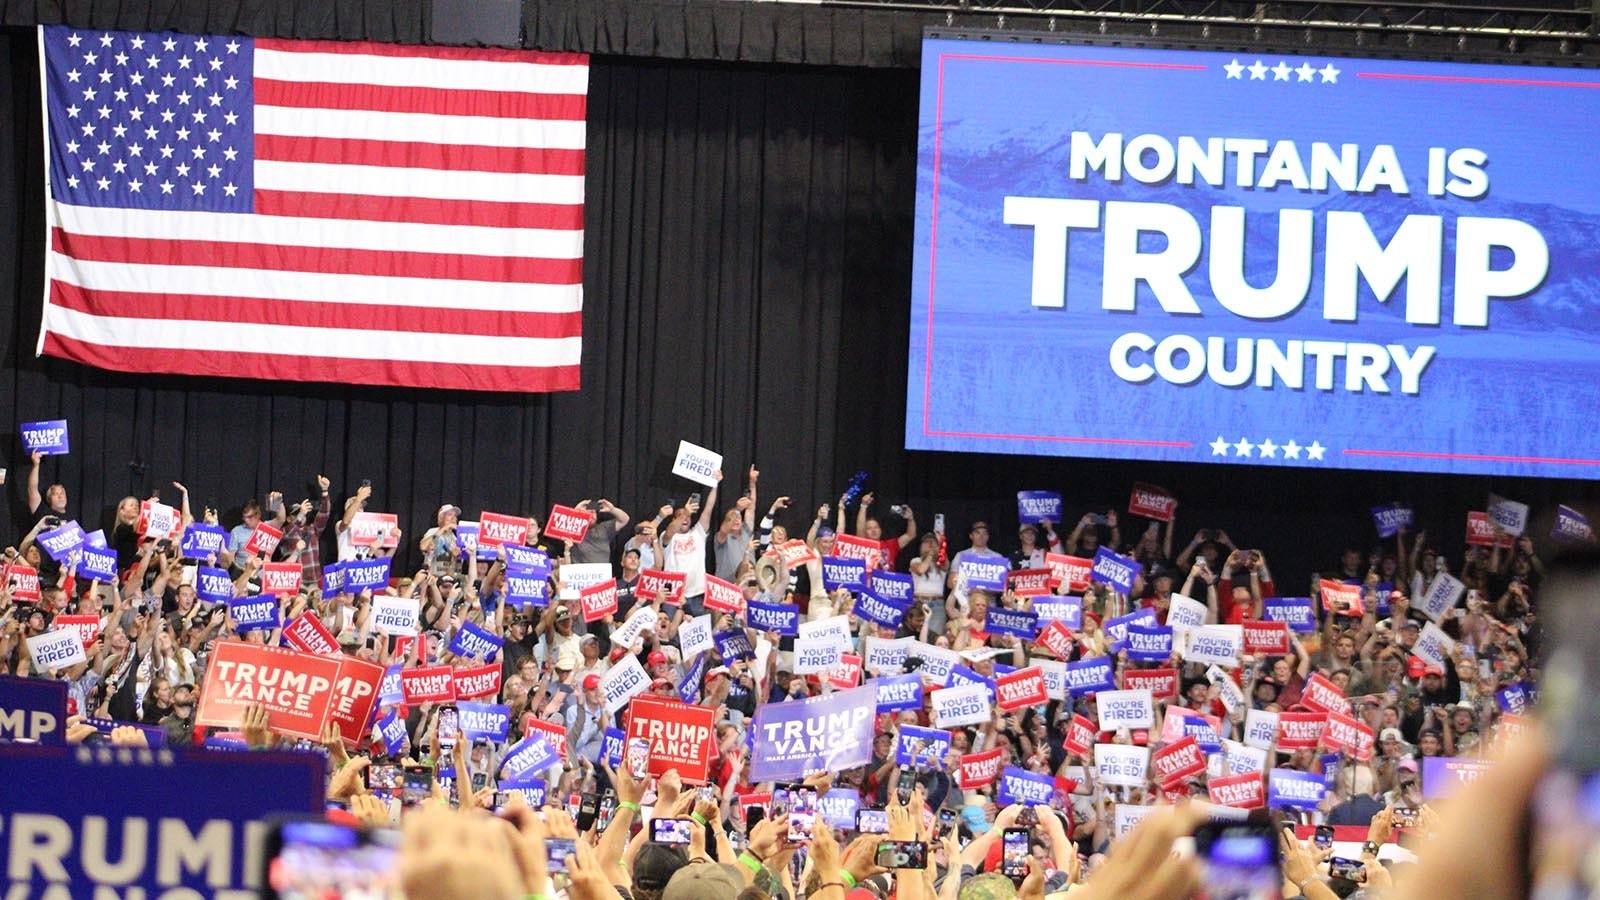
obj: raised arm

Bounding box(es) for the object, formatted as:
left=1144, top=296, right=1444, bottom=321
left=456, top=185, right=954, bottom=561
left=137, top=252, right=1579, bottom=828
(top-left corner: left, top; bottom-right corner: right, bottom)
left=696, top=470, right=723, bottom=532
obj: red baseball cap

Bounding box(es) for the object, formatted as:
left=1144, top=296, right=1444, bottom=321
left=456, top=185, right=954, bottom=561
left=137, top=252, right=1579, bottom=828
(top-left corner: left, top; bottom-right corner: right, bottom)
left=650, top=677, right=673, bottom=690
left=648, top=651, right=669, bottom=666
left=583, top=674, right=601, bottom=690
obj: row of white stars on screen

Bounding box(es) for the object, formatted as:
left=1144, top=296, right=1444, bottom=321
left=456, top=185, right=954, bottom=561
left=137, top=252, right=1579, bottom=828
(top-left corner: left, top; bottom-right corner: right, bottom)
left=1224, top=59, right=1341, bottom=83
left=67, top=32, right=242, bottom=55
left=1209, top=436, right=1326, bottom=460
left=62, top=172, right=239, bottom=196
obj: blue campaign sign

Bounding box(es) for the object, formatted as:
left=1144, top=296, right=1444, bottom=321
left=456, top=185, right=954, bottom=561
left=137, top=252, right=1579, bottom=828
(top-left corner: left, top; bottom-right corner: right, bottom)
left=1263, top=597, right=1317, bottom=633
left=1125, top=623, right=1175, bottom=663
left=1016, top=490, right=1063, bottom=524
left=996, top=766, right=1055, bottom=806
left=0, top=675, right=68, bottom=745
left=854, top=589, right=909, bottom=629
left=20, top=419, right=69, bottom=455
left=947, top=664, right=995, bottom=693
left=503, top=544, right=551, bottom=576
left=504, top=564, right=550, bottom=608
left=1090, top=547, right=1141, bottom=595
left=908, top=38, right=1600, bottom=480
left=448, top=621, right=503, bottom=662
left=715, top=629, right=756, bottom=661
left=869, top=570, right=914, bottom=604
left=1371, top=503, right=1414, bottom=538
left=378, top=665, right=404, bottom=706
left=821, top=556, right=867, bottom=592
left=36, top=521, right=85, bottom=561
left=818, top=787, right=861, bottom=831
left=180, top=523, right=229, bottom=559
left=345, top=557, right=393, bottom=592
left=748, top=600, right=800, bottom=636
left=0, top=742, right=322, bottom=894
left=321, top=562, right=347, bottom=595
left=1033, top=597, right=1083, bottom=630
left=873, top=674, right=924, bottom=713
left=1269, top=767, right=1328, bottom=810
left=458, top=701, right=512, bottom=743
left=894, top=724, right=952, bottom=766
left=376, top=709, right=408, bottom=756
left=196, top=565, right=234, bottom=604
left=985, top=606, right=1037, bottom=639
left=1104, top=608, right=1157, bottom=653
left=1066, top=656, right=1115, bottom=695
left=228, top=594, right=281, bottom=631
left=74, top=545, right=119, bottom=581
left=500, top=732, right=560, bottom=784
left=601, top=727, right=626, bottom=767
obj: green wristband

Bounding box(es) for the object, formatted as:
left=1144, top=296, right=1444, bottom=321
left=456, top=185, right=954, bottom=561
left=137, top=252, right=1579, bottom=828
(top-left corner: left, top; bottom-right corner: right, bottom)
left=619, top=800, right=641, bottom=812
left=842, top=872, right=858, bottom=888
left=691, top=812, right=708, bottom=826
left=737, top=852, right=763, bottom=876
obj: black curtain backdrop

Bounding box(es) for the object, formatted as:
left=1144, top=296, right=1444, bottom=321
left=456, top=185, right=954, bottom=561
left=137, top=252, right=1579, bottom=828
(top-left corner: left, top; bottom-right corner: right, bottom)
left=2, top=17, right=1598, bottom=586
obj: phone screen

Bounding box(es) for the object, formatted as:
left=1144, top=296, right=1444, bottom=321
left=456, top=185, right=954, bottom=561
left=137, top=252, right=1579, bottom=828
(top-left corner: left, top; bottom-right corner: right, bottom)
left=369, top=765, right=402, bottom=796
left=1314, top=825, right=1335, bottom=850
left=1329, top=857, right=1367, bottom=882
left=785, top=788, right=817, bottom=843
left=857, top=809, right=889, bottom=834
left=875, top=840, right=928, bottom=870
left=1195, top=823, right=1282, bottom=900
left=652, top=818, right=694, bottom=845
left=437, top=707, right=458, bottom=750
left=627, top=737, right=651, bottom=780
left=401, top=765, right=433, bottom=808
left=547, top=838, right=576, bottom=873
left=1001, top=829, right=1030, bottom=880
left=263, top=820, right=401, bottom=899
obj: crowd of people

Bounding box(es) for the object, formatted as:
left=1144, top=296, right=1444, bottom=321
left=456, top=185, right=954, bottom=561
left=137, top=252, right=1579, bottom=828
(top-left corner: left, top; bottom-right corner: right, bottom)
left=0, top=448, right=1580, bottom=899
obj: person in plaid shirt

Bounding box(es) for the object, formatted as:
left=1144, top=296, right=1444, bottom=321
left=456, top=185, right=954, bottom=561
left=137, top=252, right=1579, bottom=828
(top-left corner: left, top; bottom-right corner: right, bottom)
left=280, top=474, right=332, bottom=584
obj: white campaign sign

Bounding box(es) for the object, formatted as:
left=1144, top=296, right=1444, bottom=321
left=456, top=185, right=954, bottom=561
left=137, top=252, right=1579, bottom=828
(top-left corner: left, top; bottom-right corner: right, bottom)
left=1412, top=622, right=1457, bottom=672
left=798, top=615, right=855, bottom=656
left=371, top=596, right=419, bottom=636
left=1487, top=494, right=1529, bottom=536
left=1033, top=659, right=1068, bottom=700
left=610, top=606, right=659, bottom=651
left=1207, top=665, right=1246, bottom=713
left=1243, top=709, right=1278, bottom=751
left=1096, top=689, right=1155, bottom=731
left=793, top=637, right=843, bottom=674
left=864, top=636, right=913, bottom=674
left=1095, top=744, right=1151, bottom=788
left=1184, top=624, right=1243, bottom=667
left=907, top=641, right=960, bottom=684
left=560, top=563, right=615, bottom=593
left=931, top=683, right=992, bottom=727
left=679, top=614, right=715, bottom=660
left=600, top=655, right=650, bottom=713
left=1419, top=572, right=1466, bottom=622
left=1114, top=803, right=1155, bottom=837
left=27, top=629, right=87, bottom=671
left=1223, top=740, right=1268, bottom=774
left=1166, top=593, right=1208, bottom=628
left=671, top=440, right=723, bottom=487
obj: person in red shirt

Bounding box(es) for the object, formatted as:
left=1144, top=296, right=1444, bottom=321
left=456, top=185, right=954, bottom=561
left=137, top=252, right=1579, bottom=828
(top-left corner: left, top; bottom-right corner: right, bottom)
left=1217, top=549, right=1277, bottom=624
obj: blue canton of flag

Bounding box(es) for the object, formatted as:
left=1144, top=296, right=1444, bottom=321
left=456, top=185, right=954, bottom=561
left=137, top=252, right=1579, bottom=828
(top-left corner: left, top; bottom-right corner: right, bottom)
left=43, top=26, right=254, bottom=211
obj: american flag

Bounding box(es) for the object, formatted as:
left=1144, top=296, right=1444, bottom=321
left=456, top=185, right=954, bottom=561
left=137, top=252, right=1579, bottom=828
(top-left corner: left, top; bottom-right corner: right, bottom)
left=38, top=26, right=587, bottom=392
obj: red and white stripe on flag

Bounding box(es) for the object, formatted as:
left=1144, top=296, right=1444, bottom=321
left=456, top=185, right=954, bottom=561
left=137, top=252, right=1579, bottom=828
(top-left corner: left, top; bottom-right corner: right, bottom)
left=38, top=27, right=587, bottom=392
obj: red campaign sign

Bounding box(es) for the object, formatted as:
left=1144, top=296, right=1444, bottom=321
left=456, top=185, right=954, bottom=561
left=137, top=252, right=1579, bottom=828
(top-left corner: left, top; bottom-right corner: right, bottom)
left=958, top=746, right=1005, bottom=789
left=704, top=575, right=745, bottom=614
left=282, top=611, right=340, bottom=656
left=5, top=564, right=41, bottom=601
left=1007, top=569, right=1053, bottom=597
left=1158, top=784, right=1190, bottom=805
left=830, top=533, right=883, bottom=567
left=826, top=653, right=862, bottom=690
left=636, top=569, right=686, bottom=603
left=52, top=614, right=101, bottom=649
left=625, top=694, right=717, bottom=784
left=1062, top=714, right=1097, bottom=756
left=1276, top=711, right=1328, bottom=750
left=1128, top=482, right=1178, bottom=522
left=1151, top=734, right=1207, bottom=786
left=245, top=522, right=284, bottom=557
left=580, top=579, right=619, bottom=623
left=479, top=511, right=530, bottom=547
left=1322, top=711, right=1375, bottom=762
left=995, top=667, right=1048, bottom=712
left=349, top=512, right=400, bottom=548
left=1499, top=713, right=1532, bottom=742
left=1124, top=667, right=1179, bottom=701
left=778, top=539, right=819, bottom=570
left=739, top=791, right=773, bottom=811
left=1299, top=672, right=1351, bottom=716
left=453, top=663, right=501, bottom=700
left=330, top=656, right=386, bottom=749
left=543, top=505, right=592, bottom=543
left=1034, top=620, right=1077, bottom=660
left=1209, top=772, right=1266, bottom=809
left=1242, top=620, right=1291, bottom=655
left=1319, top=579, right=1365, bottom=617
left=1045, top=553, right=1092, bottom=593
left=1466, top=511, right=1515, bottom=548
left=260, top=562, right=302, bottom=596
left=195, top=641, right=341, bottom=740
left=401, top=665, right=457, bottom=704
left=522, top=715, right=571, bottom=764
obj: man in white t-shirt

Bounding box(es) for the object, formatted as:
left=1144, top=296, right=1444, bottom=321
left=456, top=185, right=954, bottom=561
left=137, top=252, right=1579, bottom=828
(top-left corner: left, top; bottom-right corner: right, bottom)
left=662, top=468, right=722, bottom=616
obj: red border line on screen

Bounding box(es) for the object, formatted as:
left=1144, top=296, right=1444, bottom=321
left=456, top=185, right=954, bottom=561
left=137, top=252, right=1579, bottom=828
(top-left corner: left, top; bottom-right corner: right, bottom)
left=1343, top=449, right=1600, bottom=466
left=1356, top=72, right=1600, bottom=89
left=923, top=51, right=1200, bottom=448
